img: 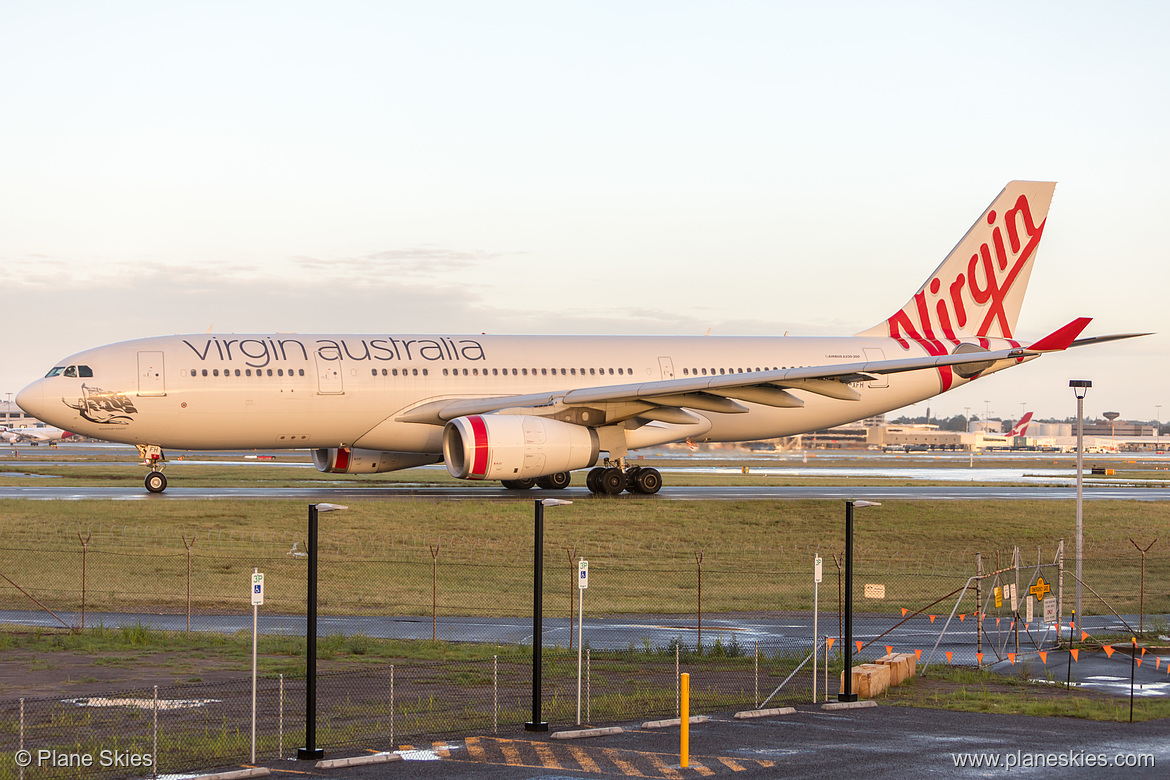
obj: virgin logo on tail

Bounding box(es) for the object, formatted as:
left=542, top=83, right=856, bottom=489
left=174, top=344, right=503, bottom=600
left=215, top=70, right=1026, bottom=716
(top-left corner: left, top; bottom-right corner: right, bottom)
left=886, top=193, right=1046, bottom=351
left=859, top=182, right=1057, bottom=392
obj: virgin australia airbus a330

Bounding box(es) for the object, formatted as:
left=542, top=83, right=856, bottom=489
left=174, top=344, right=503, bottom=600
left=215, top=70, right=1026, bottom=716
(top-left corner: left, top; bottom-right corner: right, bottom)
left=16, top=182, right=1142, bottom=494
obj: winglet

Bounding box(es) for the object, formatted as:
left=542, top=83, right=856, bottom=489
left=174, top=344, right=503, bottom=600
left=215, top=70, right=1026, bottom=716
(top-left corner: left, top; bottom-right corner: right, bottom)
left=1027, top=318, right=1092, bottom=352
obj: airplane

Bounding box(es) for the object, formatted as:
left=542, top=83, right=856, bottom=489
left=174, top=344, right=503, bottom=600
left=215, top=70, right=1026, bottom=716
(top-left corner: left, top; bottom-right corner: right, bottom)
left=1007, top=412, right=1034, bottom=438
left=2, top=425, right=73, bottom=445
left=15, top=181, right=1145, bottom=494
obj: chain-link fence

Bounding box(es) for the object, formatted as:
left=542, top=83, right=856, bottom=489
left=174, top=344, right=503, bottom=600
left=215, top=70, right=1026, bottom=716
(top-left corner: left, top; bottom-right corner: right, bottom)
left=0, top=521, right=1165, bottom=778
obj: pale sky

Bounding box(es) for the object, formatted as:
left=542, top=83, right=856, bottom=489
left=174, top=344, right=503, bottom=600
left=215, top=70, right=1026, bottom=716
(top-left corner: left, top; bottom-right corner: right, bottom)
left=2, top=2, right=1166, bottom=423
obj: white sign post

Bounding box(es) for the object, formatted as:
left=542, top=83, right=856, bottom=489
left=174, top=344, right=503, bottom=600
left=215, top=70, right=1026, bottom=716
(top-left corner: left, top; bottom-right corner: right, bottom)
left=813, top=556, right=822, bottom=703
left=251, top=569, right=264, bottom=763
left=577, top=559, right=588, bottom=725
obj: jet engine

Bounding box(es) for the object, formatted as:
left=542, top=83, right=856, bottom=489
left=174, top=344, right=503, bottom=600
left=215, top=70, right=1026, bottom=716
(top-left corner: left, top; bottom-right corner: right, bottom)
left=443, top=414, right=600, bottom=480
left=312, top=447, right=441, bottom=474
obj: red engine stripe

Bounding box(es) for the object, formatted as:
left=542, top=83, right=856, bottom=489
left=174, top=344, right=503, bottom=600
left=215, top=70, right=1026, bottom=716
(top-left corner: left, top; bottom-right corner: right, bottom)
left=334, top=447, right=351, bottom=472
left=469, top=415, right=489, bottom=479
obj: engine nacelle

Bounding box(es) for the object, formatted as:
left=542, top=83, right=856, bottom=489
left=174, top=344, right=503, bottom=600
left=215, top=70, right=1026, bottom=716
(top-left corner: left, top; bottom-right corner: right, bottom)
left=443, top=415, right=600, bottom=480
left=312, top=447, right=441, bottom=474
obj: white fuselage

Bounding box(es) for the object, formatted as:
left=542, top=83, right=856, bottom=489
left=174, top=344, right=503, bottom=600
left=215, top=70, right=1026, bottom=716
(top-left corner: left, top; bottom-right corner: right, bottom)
left=15, top=332, right=988, bottom=453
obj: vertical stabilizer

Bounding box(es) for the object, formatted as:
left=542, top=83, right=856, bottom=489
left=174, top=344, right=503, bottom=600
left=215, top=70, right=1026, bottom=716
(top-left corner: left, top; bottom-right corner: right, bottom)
left=858, top=181, right=1056, bottom=346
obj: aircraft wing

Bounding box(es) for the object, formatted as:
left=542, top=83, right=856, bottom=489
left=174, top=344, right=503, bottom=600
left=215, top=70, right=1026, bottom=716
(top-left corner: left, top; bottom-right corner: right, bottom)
left=396, top=342, right=1041, bottom=425
left=395, top=321, right=1146, bottom=426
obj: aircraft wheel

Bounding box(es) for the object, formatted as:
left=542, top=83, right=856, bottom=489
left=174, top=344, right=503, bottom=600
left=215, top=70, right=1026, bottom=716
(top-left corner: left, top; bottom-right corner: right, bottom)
left=537, top=471, right=571, bottom=489
left=586, top=467, right=604, bottom=494
left=632, top=467, right=662, bottom=495
left=599, top=468, right=626, bottom=495
left=502, top=478, right=537, bottom=490
left=145, top=471, right=168, bottom=493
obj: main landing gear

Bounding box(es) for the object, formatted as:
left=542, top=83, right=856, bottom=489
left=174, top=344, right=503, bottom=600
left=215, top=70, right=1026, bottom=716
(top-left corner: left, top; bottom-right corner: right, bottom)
left=585, top=463, right=661, bottom=495
left=137, top=444, right=168, bottom=493
left=501, top=471, right=572, bottom=491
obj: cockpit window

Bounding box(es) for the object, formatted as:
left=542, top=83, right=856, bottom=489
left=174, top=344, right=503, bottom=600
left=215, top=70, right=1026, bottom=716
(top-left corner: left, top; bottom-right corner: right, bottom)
left=45, top=367, right=66, bottom=378
left=79, top=365, right=93, bottom=377
left=64, top=366, right=77, bottom=377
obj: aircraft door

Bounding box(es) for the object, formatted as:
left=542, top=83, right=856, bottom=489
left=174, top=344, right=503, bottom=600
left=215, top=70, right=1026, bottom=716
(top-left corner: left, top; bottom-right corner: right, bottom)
left=137, top=351, right=166, bottom=396
left=315, top=355, right=344, bottom=394
left=658, top=357, right=675, bottom=380
left=862, top=348, right=889, bottom=388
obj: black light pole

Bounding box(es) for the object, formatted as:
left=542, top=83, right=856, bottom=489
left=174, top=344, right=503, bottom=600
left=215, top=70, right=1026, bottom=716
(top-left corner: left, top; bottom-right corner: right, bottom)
left=298, top=503, right=346, bottom=760
left=527, top=498, right=571, bottom=732
left=839, top=500, right=879, bottom=703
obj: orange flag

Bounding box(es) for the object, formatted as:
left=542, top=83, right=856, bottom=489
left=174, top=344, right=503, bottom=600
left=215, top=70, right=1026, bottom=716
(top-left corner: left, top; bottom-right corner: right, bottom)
left=976, top=652, right=984, bottom=665
left=914, top=648, right=922, bottom=660
left=929, top=615, right=936, bottom=623
left=1141, top=647, right=1147, bottom=657
left=856, top=640, right=863, bottom=653
left=945, top=651, right=953, bottom=664
left=1039, top=651, right=1048, bottom=664
left=1157, top=658, right=1162, bottom=670
left=885, top=645, right=893, bottom=656
left=901, top=608, right=908, bottom=617
left=1071, top=649, right=1079, bottom=662
left=1007, top=653, right=1016, bottom=665
left=1103, top=645, right=1115, bottom=658
left=1009, top=622, right=1015, bottom=631
left=827, top=637, right=836, bottom=651
left=1081, top=631, right=1090, bottom=641
left=1136, top=658, right=1142, bottom=667
left=996, top=617, right=1001, bottom=627
left=959, top=613, right=965, bottom=622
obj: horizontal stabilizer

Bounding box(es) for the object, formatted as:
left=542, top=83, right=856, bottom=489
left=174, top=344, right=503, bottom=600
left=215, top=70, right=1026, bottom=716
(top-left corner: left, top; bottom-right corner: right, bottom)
left=1026, top=318, right=1092, bottom=351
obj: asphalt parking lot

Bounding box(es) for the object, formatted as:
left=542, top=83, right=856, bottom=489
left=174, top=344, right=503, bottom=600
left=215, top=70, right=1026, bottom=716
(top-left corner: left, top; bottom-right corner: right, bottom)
left=215, top=702, right=1165, bottom=780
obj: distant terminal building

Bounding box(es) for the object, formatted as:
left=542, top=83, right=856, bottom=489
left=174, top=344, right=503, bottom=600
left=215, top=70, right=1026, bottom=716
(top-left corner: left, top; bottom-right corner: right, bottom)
left=0, top=400, right=37, bottom=427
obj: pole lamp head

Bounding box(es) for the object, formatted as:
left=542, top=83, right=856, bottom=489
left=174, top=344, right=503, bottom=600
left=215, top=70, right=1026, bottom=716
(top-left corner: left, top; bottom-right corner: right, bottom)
left=851, top=500, right=882, bottom=509
left=1069, top=380, right=1092, bottom=400
left=314, top=503, right=349, bottom=513
left=541, top=499, right=573, bottom=508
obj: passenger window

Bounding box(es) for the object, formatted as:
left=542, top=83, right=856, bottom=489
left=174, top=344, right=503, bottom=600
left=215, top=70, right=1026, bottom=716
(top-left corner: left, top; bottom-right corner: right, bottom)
left=422, top=369, right=428, bottom=376
left=235, top=369, right=241, bottom=377
left=267, top=369, right=273, bottom=376
left=299, top=369, right=305, bottom=376
left=202, top=369, right=209, bottom=377
left=590, top=368, right=596, bottom=375
left=246, top=369, right=252, bottom=377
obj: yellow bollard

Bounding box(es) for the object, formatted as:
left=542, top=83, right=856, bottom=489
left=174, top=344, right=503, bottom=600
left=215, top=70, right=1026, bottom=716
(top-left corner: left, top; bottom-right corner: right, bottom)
left=680, top=672, right=689, bottom=768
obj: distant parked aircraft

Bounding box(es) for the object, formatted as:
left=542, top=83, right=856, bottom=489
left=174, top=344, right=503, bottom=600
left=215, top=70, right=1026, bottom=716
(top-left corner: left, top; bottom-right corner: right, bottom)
left=16, top=182, right=1145, bottom=493
left=2, top=425, right=73, bottom=445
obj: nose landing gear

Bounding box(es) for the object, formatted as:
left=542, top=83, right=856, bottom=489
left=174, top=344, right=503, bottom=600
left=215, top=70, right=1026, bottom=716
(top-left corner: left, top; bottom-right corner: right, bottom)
left=136, top=444, right=168, bottom=493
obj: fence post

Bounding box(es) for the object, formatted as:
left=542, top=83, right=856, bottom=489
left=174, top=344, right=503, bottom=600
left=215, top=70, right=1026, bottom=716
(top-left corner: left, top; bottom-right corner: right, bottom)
left=1013, top=546, right=1021, bottom=656
left=182, top=534, right=195, bottom=634
left=78, top=532, right=91, bottom=631
left=390, top=664, right=395, bottom=748
left=19, top=698, right=23, bottom=780
left=279, top=673, right=284, bottom=760
left=1129, top=538, right=1157, bottom=634
left=975, top=552, right=983, bottom=659
left=1056, top=539, right=1064, bottom=646
left=493, top=655, right=498, bottom=734
left=153, top=685, right=158, bottom=780
left=675, top=643, right=680, bottom=717
left=694, top=550, right=703, bottom=649
left=754, top=641, right=759, bottom=709
left=566, top=547, right=577, bottom=650
left=429, top=544, right=440, bottom=642
left=587, top=648, right=591, bottom=724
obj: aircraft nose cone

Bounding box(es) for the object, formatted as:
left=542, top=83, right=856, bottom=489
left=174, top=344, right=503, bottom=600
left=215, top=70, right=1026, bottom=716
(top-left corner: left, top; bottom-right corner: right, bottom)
left=15, top=381, right=45, bottom=419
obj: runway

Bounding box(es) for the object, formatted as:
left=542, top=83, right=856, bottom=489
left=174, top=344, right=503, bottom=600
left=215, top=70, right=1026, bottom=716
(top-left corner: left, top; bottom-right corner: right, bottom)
left=2, top=484, right=1170, bottom=500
